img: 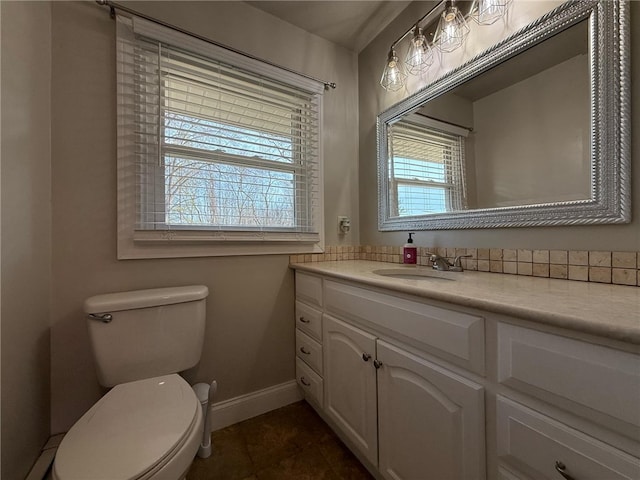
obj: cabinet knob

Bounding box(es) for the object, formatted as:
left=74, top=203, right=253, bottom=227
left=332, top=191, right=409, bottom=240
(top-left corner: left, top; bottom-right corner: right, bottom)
left=300, top=346, right=311, bottom=355
left=300, top=376, right=311, bottom=387
left=362, top=353, right=372, bottom=362
left=299, top=316, right=310, bottom=323
left=555, top=461, right=576, bottom=480
left=373, top=359, right=383, bottom=369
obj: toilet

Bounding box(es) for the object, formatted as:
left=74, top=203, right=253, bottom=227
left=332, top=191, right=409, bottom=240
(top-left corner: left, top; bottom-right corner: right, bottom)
left=53, top=285, right=209, bottom=480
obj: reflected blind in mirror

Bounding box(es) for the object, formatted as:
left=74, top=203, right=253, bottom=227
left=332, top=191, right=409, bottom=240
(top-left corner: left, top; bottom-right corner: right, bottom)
left=388, top=120, right=466, bottom=217
left=117, top=20, right=321, bottom=238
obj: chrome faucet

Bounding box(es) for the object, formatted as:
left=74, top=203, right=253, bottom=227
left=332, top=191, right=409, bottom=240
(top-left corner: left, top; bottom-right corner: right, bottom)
left=428, top=253, right=472, bottom=272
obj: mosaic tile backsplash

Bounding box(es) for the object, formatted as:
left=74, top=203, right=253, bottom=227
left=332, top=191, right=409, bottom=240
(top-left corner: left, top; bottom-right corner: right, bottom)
left=290, top=246, right=640, bottom=287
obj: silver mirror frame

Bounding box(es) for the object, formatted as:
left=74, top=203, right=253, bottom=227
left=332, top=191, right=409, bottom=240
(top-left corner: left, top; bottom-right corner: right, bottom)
left=377, top=0, right=630, bottom=231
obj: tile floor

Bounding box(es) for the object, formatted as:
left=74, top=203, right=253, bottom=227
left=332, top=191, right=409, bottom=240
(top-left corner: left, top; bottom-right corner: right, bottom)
left=187, top=400, right=374, bottom=480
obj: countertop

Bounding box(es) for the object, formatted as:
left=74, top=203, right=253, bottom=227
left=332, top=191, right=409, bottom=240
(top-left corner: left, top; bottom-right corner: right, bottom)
left=290, top=260, right=640, bottom=345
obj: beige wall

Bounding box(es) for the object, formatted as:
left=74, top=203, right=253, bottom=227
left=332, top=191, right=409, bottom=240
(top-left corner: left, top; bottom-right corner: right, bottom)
left=473, top=54, right=590, bottom=208
left=359, top=1, right=640, bottom=251
left=1, top=2, right=52, bottom=478
left=50, top=1, right=359, bottom=433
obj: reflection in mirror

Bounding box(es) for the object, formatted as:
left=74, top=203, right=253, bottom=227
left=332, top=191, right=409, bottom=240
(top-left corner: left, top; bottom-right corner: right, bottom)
left=388, top=114, right=469, bottom=216
left=378, top=1, right=630, bottom=230
left=389, top=20, right=589, bottom=218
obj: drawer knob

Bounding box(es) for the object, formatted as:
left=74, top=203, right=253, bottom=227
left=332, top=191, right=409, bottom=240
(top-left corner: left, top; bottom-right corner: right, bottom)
left=299, top=316, right=310, bottom=323
left=362, top=353, right=372, bottom=362
left=300, top=346, right=311, bottom=355
left=555, top=461, right=576, bottom=480
left=300, top=376, right=311, bottom=387
left=373, top=359, right=383, bottom=369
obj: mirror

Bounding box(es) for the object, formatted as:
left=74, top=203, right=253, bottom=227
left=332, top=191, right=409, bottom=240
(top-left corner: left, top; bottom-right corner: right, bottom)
left=377, top=0, right=630, bottom=230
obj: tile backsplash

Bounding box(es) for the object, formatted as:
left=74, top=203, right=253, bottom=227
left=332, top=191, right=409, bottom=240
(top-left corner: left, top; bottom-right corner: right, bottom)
left=290, top=246, right=640, bottom=287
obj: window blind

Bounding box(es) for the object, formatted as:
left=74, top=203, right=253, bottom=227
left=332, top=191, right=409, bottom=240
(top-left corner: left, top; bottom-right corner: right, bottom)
left=117, top=16, right=322, bottom=241
left=388, top=119, right=466, bottom=216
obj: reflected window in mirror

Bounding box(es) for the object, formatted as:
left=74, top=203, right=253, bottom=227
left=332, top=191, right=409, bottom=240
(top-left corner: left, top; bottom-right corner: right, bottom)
left=388, top=115, right=468, bottom=217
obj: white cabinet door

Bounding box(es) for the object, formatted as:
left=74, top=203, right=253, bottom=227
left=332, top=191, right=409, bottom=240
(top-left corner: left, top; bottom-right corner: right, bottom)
left=377, top=340, right=486, bottom=480
left=323, top=314, right=378, bottom=466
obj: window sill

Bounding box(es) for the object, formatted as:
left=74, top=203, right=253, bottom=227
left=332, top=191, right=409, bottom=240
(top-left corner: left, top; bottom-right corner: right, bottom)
left=118, top=229, right=324, bottom=259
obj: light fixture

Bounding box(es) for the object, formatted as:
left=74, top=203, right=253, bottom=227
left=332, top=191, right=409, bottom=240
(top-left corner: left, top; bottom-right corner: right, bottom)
left=380, top=0, right=511, bottom=91
left=472, top=0, right=512, bottom=25
left=436, top=1, right=470, bottom=53
left=405, top=25, right=434, bottom=75
left=380, top=47, right=407, bottom=92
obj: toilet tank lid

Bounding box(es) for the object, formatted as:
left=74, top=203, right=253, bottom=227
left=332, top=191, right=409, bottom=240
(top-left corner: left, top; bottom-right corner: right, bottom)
left=84, top=285, right=208, bottom=313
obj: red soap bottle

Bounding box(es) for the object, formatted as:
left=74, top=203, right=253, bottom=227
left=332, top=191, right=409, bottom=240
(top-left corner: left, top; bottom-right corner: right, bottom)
left=403, top=233, right=417, bottom=264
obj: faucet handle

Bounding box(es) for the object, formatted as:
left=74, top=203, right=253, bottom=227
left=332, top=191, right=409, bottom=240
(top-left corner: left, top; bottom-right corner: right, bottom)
left=452, top=254, right=473, bottom=270
left=428, top=253, right=453, bottom=271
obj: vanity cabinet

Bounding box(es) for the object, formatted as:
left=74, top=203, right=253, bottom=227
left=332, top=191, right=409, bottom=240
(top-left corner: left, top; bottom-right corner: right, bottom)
left=292, top=268, right=640, bottom=480
left=323, top=313, right=486, bottom=480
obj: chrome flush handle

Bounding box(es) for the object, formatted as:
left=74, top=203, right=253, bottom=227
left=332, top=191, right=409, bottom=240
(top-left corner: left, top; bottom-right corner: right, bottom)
left=88, top=313, right=113, bottom=323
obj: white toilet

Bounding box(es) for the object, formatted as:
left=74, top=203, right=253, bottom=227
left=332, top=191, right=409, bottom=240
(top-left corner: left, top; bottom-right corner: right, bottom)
left=53, top=285, right=209, bottom=480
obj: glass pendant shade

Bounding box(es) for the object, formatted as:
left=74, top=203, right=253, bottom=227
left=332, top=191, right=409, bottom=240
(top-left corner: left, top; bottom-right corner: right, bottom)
left=380, top=48, right=407, bottom=92
left=436, top=4, right=470, bottom=53
left=473, top=0, right=512, bottom=25
left=405, top=25, right=434, bottom=74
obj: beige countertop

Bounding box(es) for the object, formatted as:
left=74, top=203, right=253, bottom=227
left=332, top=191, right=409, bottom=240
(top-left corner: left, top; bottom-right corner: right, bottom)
left=290, top=260, right=640, bottom=345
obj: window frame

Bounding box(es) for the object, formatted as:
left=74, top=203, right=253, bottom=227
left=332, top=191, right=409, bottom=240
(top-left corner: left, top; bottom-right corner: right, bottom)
left=385, top=115, right=467, bottom=222
left=116, top=15, right=324, bottom=259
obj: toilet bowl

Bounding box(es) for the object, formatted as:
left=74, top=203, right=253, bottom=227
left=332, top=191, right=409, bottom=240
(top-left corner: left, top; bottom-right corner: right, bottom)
left=53, top=285, right=209, bottom=480
left=53, top=374, right=203, bottom=480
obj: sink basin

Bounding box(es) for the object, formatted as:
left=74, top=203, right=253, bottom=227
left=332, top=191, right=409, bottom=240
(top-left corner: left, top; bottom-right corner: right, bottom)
left=372, top=268, right=456, bottom=281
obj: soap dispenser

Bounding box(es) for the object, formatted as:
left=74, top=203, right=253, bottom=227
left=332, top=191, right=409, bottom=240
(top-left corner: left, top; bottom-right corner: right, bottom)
left=403, top=233, right=417, bottom=264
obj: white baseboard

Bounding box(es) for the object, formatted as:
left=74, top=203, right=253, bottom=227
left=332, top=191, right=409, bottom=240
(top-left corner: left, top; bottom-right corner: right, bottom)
left=210, top=380, right=303, bottom=431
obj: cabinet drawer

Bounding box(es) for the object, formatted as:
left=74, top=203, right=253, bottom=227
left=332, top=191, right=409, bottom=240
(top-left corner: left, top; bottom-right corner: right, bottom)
left=498, top=323, right=640, bottom=433
left=296, top=272, right=323, bottom=307
left=324, top=280, right=485, bottom=374
left=497, top=396, right=640, bottom=480
left=296, top=328, right=323, bottom=375
left=295, top=300, right=322, bottom=341
left=296, top=357, right=323, bottom=407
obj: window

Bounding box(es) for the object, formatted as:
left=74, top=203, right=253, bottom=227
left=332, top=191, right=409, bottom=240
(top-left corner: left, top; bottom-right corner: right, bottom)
left=116, top=16, right=324, bottom=258
left=387, top=116, right=466, bottom=218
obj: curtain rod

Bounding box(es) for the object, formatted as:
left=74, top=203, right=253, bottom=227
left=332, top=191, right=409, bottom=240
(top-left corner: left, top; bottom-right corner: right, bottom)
left=95, top=0, right=337, bottom=91
left=416, top=113, right=474, bottom=132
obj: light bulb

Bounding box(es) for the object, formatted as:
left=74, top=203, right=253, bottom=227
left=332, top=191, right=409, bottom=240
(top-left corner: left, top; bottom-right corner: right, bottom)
left=436, top=3, right=470, bottom=53
left=472, top=0, right=512, bottom=25
left=380, top=48, right=407, bottom=92
left=405, top=25, right=434, bottom=75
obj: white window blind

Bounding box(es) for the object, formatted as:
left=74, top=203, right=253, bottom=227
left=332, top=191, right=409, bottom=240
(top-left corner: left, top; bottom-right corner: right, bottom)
left=116, top=15, right=323, bottom=257
left=388, top=118, right=466, bottom=217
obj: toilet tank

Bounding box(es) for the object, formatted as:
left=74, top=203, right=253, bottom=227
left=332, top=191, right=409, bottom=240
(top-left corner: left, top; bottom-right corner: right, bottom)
left=84, top=285, right=208, bottom=387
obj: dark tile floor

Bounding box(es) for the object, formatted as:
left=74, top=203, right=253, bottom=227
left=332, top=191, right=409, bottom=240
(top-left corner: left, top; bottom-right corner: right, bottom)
left=188, top=401, right=374, bottom=480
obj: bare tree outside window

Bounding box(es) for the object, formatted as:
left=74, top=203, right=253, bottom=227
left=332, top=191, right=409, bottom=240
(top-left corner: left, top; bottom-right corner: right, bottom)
left=163, top=112, right=297, bottom=228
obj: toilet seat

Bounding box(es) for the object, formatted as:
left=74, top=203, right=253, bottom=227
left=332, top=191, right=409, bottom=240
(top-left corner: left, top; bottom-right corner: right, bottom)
left=53, top=374, right=201, bottom=480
